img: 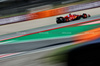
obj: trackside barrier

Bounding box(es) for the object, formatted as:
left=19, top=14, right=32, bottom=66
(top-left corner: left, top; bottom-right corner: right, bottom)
left=27, top=7, right=68, bottom=20
left=0, top=15, right=27, bottom=25
left=68, top=1, right=100, bottom=12
left=0, top=1, right=100, bottom=25
left=27, top=1, right=100, bottom=20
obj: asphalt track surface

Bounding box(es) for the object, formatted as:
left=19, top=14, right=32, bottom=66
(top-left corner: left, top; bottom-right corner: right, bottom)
left=0, top=10, right=100, bottom=66
left=0, top=39, right=99, bottom=66
left=0, top=21, right=99, bottom=54
left=0, top=37, right=73, bottom=54
left=0, top=47, right=67, bottom=66
left=0, top=15, right=100, bottom=40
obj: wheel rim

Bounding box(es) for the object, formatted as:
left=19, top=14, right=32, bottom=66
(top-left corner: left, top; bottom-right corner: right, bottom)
left=66, top=19, right=69, bottom=22
left=84, top=15, right=87, bottom=18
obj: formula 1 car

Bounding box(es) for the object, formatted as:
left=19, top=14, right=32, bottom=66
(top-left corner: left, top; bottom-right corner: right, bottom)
left=56, top=13, right=91, bottom=24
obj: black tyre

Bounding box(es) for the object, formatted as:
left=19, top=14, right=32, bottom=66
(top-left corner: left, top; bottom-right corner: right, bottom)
left=82, top=13, right=87, bottom=19
left=76, top=16, right=81, bottom=20
left=56, top=17, right=66, bottom=24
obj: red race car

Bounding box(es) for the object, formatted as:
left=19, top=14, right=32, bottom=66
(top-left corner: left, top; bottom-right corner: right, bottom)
left=56, top=13, right=91, bottom=24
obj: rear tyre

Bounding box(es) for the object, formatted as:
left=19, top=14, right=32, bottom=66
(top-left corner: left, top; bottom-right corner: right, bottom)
left=66, top=18, right=70, bottom=22
left=56, top=17, right=66, bottom=24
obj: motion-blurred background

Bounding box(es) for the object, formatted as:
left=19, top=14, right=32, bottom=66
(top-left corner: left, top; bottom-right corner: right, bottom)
left=0, top=0, right=100, bottom=66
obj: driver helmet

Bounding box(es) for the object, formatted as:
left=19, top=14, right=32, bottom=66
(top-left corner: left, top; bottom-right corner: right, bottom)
left=68, top=13, right=71, bottom=17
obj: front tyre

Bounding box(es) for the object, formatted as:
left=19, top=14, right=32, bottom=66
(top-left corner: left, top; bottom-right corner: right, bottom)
left=82, top=13, right=87, bottom=19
